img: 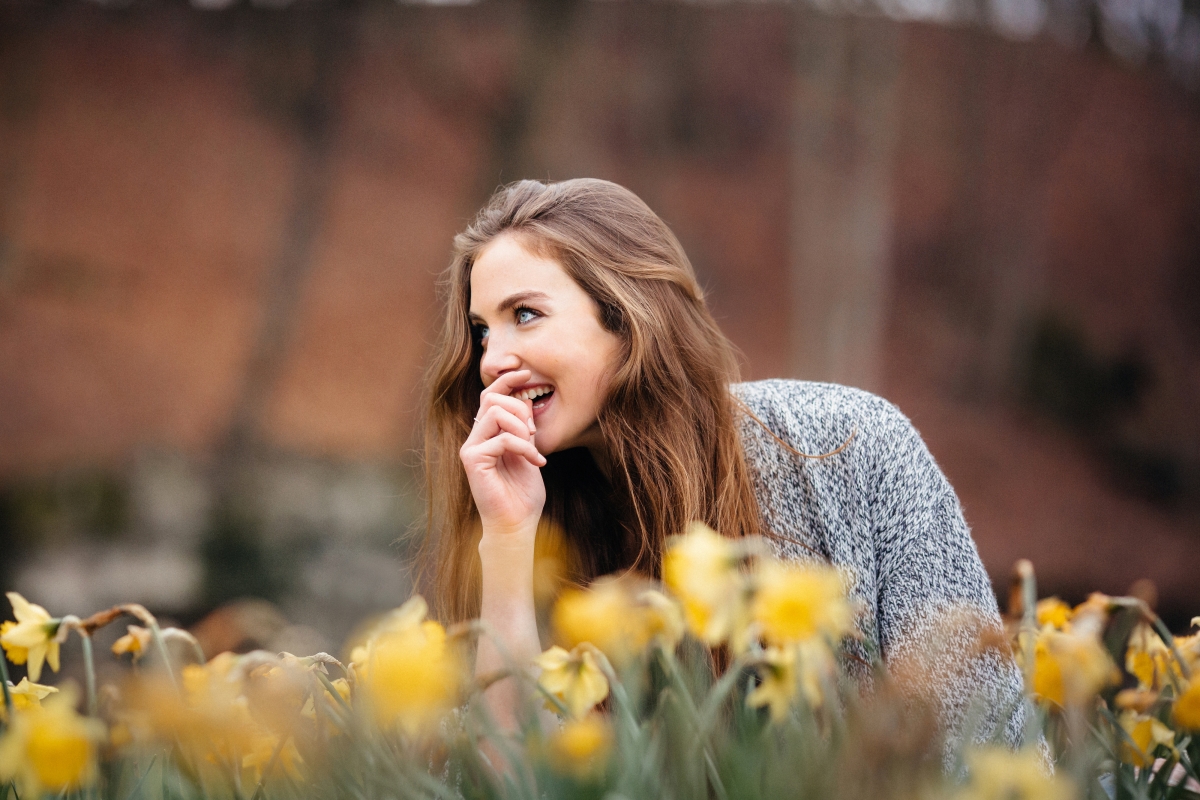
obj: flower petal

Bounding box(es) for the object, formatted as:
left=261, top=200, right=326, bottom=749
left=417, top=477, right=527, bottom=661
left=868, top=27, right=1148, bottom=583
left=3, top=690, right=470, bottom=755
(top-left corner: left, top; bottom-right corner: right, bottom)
left=5, top=592, right=49, bottom=625
left=25, top=643, right=46, bottom=682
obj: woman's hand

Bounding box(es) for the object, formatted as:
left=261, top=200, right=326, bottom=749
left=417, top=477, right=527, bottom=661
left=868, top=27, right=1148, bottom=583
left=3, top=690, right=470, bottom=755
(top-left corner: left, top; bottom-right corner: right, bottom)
left=464, top=370, right=548, bottom=737
left=459, top=369, right=547, bottom=540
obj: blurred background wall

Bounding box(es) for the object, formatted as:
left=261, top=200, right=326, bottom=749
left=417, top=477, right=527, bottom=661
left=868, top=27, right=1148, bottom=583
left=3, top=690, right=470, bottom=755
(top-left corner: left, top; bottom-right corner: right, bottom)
left=0, top=0, right=1198, bottom=664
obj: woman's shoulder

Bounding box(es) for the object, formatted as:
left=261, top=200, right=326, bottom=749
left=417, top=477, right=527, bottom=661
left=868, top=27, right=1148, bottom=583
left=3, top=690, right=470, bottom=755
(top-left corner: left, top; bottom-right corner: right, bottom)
left=730, top=379, right=913, bottom=461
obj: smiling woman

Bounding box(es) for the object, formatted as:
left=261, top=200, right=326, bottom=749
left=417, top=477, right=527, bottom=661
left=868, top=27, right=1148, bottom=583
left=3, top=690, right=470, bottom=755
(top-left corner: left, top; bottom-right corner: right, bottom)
left=415, top=178, right=1027, bottom=757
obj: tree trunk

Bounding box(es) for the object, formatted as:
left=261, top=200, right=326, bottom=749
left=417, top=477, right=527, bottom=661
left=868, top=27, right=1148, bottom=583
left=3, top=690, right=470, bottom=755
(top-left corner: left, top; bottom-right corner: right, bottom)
left=788, top=9, right=900, bottom=393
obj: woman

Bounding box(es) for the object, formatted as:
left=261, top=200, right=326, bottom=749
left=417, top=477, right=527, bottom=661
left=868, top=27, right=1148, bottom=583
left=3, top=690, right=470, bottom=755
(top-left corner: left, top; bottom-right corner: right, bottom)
left=417, top=178, right=1026, bottom=756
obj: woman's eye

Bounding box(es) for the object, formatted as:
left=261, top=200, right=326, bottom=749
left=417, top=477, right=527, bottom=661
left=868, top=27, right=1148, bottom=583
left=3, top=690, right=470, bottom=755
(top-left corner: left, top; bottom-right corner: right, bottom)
left=473, top=324, right=489, bottom=345
left=515, top=307, right=539, bottom=325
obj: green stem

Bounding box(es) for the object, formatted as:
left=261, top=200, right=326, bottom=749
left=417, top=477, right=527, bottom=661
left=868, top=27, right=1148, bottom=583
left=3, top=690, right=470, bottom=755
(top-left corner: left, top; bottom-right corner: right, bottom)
left=0, top=650, right=13, bottom=718
left=147, top=622, right=177, bottom=692
left=314, top=671, right=353, bottom=714
left=1019, top=562, right=1038, bottom=690
left=122, top=755, right=157, bottom=800
left=79, top=633, right=98, bottom=717
left=1147, top=610, right=1193, bottom=682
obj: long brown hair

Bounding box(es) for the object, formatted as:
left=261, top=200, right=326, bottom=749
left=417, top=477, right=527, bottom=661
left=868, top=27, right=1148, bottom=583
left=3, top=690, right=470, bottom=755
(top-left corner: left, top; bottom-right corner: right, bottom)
left=416, top=179, right=762, bottom=623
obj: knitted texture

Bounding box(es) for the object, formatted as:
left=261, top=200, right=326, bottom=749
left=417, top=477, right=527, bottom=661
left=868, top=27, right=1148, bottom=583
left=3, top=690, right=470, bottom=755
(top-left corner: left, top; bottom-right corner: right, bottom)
left=732, top=379, right=1028, bottom=758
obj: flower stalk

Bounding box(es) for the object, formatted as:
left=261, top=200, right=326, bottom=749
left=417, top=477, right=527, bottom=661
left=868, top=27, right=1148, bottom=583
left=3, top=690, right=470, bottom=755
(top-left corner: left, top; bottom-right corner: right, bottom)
left=79, top=631, right=98, bottom=718
left=0, top=651, right=12, bottom=719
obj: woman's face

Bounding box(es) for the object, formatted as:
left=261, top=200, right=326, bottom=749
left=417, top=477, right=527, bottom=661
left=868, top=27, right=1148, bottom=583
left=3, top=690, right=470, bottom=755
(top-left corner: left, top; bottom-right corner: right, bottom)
left=469, top=233, right=623, bottom=456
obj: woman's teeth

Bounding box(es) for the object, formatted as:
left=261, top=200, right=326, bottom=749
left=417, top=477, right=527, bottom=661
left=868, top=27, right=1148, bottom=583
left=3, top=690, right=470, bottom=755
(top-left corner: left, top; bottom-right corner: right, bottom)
left=515, top=385, right=554, bottom=401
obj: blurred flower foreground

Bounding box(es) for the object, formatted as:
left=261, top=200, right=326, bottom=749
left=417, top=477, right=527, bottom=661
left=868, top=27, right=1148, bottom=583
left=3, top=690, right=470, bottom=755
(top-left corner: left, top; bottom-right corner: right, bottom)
left=2, top=524, right=1199, bottom=800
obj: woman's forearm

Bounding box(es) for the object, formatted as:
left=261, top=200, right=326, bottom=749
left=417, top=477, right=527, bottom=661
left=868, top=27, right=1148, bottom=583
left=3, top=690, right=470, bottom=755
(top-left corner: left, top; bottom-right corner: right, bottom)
left=476, top=524, right=542, bottom=732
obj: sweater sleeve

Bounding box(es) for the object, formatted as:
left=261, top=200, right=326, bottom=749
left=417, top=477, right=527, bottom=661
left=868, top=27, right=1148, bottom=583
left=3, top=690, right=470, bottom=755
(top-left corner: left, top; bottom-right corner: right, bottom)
left=866, top=401, right=1029, bottom=758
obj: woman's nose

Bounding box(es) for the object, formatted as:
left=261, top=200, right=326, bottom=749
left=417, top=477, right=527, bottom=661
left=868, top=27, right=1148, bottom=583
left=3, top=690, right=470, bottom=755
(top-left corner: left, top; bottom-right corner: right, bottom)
left=479, top=330, right=522, bottom=382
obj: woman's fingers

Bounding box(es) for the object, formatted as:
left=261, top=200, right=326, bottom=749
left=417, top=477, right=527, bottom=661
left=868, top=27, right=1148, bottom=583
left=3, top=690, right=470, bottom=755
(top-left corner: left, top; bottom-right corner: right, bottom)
left=472, top=405, right=533, bottom=443
left=469, top=432, right=546, bottom=467
left=478, top=393, right=535, bottom=432
left=479, top=371, right=535, bottom=430
left=481, top=369, right=531, bottom=400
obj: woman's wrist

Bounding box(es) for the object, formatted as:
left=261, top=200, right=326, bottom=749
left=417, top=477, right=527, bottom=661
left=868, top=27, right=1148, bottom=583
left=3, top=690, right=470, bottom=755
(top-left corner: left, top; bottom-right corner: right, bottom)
left=478, top=520, right=538, bottom=601
left=478, top=517, right=539, bottom=556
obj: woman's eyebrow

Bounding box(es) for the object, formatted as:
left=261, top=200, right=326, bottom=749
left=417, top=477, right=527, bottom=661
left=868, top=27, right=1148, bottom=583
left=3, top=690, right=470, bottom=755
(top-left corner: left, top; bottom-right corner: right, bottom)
left=496, top=290, right=550, bottom=312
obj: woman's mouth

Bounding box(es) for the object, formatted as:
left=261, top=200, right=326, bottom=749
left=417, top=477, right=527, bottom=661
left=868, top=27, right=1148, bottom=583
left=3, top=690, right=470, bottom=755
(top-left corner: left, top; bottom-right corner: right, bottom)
left=514, top=384, right=555, bottom=415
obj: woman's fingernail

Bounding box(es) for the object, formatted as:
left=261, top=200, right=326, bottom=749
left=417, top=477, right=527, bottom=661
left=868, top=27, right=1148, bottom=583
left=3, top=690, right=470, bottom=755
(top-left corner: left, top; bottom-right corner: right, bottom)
left=527, top=419, right=536, bottom=433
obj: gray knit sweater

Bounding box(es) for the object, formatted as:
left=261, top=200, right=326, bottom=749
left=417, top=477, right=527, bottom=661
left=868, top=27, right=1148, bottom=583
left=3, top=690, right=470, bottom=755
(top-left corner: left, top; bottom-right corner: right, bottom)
left=732, top=379, right=1027, bottom=756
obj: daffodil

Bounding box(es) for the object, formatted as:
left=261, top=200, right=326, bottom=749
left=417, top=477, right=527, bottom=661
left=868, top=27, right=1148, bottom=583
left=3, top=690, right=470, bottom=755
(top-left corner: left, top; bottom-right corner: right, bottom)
left=662, top=523, right=746, bottom=647
left=747, top=646, right=797, bottom=723
left=747, top=641, right=835, bottom=724
left=546, top=714, right=613, bottom=779
left=348, top=595, right=433, bottom=681
left=1114, top=688, right=1158, bottom=714
left=0, top=678, right=58, bottom=722
left=245, top=662, right=310, bottom=736
left=1173, top=679, right=1200, bottom=731
left=111, top=625, right=152, bottom=662
left=241, top=730, right=303, bottom=783
left=1173, top=628, right=1200, bottom=674
left=363, top=605, right=463, bottom=737
left=131, top=651, right=261, bottom=769
left=0, top=686, right=107, bottom=799
left=633, top=588, right=685, bottom=651
left=534, top=645, right=609, bottom=719
left=957, top=747, right=1075, bottom=800
left=1122, top=622, right=1183, bottom=695
left=1035, top=597, right=1072, bottom=630
left=1118, top=710, right=1175, bottom=767
left=1032, top=628, right=1118, bottom=708
left=552, top=580, right=685, bottom=663
left=553, top=580, right=635, bottom=660
left=751, top=560, right=854, bottom=647
left=1, top=592, right=62, bottom=682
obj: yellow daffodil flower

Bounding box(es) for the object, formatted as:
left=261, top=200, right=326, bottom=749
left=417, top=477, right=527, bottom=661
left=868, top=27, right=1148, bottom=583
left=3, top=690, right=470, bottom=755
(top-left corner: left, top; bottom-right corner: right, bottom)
left=552, top=580, right=685, bottom=663
left=1118, top=710, right=1175, bottom=768
left=553, top=580, right=634, bottom=660
left=245, top=662, right=311, bottom=736
left=128, top=651, right=261, bottom=769
left=348, top=595, right=434, bottom=682
left=663, top=523, right=746, bottom=647
left=633, top=588, right=685, bottom=652
left=546, top=714, right=613, bottom=779
left=0, top=686, right=107, bottom=799
left=1173, top=629, right=1200, bottom=674
left=1, top=592, right=62, bottom=682
left=0, top=678, right=59, bottom=723
left=535, top=645, right=609, bottom=719
left=241, top=731, right=303, bottom=783
left=1032, top=629, right=1118, bottom=708
left=1173, top=679, right=1200, bottom=731
left=751, top=560, right=854, bottom=648
left=1125, top=622, right=1180, bottom=692
left=747, top=646, right=797, bottom=723
left=9, top=677, right=58, bottom=708
left=1114, top=688, right=1158, bottom=714
left=111, top=625, right=152, bottom=662
left=364, top=606, right=462, bottom=737
left=957, top=747, right=1074, bottom=800
left=1035, top=597, right=1073, bottom=631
